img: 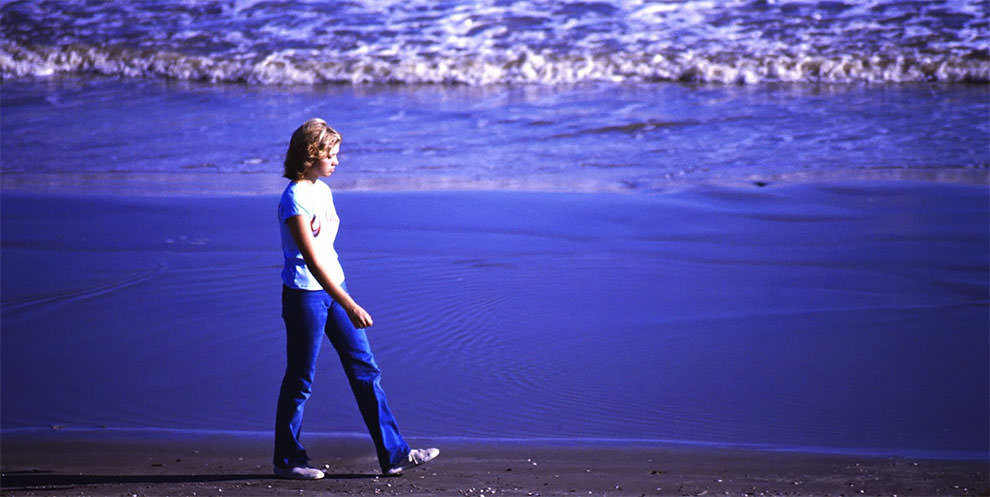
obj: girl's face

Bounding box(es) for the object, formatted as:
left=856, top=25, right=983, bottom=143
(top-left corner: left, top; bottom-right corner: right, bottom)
left=307, top=143, right=340, bottom=180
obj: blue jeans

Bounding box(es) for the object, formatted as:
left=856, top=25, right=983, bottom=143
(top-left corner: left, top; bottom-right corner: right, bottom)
left=274, top=284, right=410, bottom=472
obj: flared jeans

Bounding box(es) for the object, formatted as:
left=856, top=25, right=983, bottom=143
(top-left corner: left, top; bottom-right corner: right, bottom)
left=274, top=284, right=410, bottom=472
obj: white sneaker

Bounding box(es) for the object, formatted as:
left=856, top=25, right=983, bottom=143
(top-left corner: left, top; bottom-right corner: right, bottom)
left=385, top=448, right=440, bottom=475
left=274, top=465, right=326, bottom=480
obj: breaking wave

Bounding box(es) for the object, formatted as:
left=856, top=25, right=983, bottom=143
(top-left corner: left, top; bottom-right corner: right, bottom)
left=2, top=0, right=988, bottom=85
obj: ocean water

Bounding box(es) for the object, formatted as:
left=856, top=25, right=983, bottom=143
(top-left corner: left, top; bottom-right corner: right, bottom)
left=1, top=0, right=989, bottom=461
left=2, top=0, right=988, bottom=85
left=1, top=78, right=988, bottom=193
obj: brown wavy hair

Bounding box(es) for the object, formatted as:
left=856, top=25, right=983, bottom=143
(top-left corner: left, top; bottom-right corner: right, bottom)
left=283, top=118, right=342, bottom=180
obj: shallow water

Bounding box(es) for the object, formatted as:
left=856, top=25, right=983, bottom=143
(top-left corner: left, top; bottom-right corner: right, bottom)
left=1, top=78, right=987, bottom=194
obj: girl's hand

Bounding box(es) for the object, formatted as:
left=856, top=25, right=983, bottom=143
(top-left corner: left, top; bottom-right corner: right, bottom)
left=346, top=303, right=374, bottom=329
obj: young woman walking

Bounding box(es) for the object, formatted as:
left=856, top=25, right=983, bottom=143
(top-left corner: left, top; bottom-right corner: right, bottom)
left=273, top=118, right=439, bottom=479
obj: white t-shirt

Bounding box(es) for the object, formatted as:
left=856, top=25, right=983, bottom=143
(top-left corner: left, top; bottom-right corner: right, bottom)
left=278, top=179, right=345, bottom=290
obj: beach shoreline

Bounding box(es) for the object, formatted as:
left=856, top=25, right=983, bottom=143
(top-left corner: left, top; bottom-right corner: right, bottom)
left=1, top=428, right=987, bottom=497
left=2, top=168, right=987, bottom=198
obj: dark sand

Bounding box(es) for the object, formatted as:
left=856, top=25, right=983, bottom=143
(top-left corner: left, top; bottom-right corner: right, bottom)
left=1, top=430, right=987, bottom=497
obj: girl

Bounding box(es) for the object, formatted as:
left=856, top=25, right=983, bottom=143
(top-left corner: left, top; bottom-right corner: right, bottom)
left=273, top=118, right=439, bottom=479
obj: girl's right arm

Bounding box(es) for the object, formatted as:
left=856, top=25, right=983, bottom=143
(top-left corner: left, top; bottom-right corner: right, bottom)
left=285, top=214, right=374, bottom=328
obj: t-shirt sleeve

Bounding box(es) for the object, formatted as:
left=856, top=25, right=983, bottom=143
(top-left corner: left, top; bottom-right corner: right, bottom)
left=279, top=186, right=311, bottom=224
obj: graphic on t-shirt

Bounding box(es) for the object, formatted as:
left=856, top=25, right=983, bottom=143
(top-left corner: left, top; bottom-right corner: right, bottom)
left=310, top=203, right=334, bottom=238
left=311, top=214, right=321, bottom=237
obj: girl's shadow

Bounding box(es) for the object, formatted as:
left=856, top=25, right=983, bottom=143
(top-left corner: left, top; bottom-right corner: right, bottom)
left=1, top=470, right=380, bottom=489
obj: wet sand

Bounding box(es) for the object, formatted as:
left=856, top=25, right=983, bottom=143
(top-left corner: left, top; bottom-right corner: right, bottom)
left=1, top=429, right=987, bottom=497
left=2, top=182, right=988, bottom=496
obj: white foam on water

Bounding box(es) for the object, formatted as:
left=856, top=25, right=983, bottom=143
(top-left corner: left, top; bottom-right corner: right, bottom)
left=1, top=0, right=987, bottom=85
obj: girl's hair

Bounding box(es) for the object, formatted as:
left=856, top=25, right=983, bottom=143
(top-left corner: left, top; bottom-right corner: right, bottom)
left=283, top=118, right=342, bottom=180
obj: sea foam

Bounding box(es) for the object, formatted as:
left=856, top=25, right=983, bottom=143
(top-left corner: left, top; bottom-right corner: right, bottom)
left=2, top=0, right=987, bottom=85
